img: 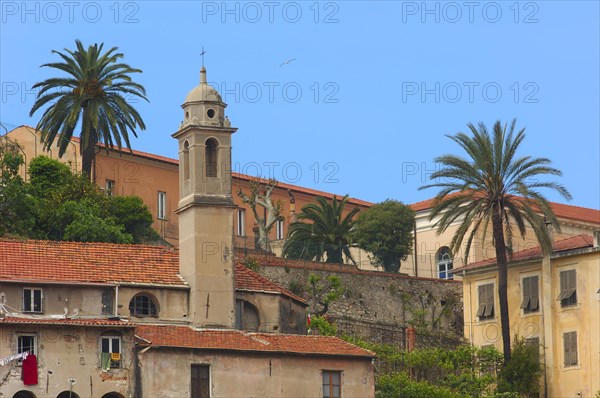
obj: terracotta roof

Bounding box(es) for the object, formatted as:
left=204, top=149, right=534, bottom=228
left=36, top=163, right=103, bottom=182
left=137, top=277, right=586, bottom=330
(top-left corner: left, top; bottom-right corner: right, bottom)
left=235, top=264, right=307, bottom=304
left=456, top=234, right=595, bottom=272
left=0, top=316, right=135, bottom=327
left=410, top=192, right=600, bottom=225
left=135, top=324, right=374, bottom=358
left=0, top=240, right=318, bottom=296
left=0, top=239, right=184, bottom=286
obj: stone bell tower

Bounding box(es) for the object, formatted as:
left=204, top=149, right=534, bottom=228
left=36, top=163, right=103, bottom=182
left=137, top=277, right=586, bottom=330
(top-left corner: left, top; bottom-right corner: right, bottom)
left=173, top=66, right=237, bottom=328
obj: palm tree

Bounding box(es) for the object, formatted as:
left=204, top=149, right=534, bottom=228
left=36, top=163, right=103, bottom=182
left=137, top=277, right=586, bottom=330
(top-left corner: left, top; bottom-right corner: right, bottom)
left=283, top=195, right=360, bottom=264
left=30, top=40, right=147, bottom=177
left=420, top=119, right=571, bottom=362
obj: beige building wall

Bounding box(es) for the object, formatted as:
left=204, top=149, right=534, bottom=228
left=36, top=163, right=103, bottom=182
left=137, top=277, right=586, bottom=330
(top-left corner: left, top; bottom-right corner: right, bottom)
left=462, top=246, right=600, bottom=397
left=140, top=348, right=375, bottom=398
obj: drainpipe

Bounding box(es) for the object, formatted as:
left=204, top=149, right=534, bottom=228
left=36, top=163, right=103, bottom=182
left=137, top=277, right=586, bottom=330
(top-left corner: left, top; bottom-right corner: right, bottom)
left=413, top=220, right=418, bottom=278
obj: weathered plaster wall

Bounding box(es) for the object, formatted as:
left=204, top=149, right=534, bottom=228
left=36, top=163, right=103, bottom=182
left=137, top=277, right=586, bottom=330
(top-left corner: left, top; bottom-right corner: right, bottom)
left=0, top=325, right=134, bottom=398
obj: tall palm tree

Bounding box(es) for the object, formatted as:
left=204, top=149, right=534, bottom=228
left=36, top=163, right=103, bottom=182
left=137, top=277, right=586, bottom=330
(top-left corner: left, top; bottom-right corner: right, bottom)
left=283, top=195, right=360, bottom=264
left=30, top=40, right=147, bottom=177
left=420, top=119, right=571, bottom=362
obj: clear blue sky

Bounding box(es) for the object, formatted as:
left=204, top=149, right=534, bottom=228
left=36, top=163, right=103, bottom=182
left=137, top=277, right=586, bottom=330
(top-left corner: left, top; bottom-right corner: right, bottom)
left=1, top=1, right=599, bottom=209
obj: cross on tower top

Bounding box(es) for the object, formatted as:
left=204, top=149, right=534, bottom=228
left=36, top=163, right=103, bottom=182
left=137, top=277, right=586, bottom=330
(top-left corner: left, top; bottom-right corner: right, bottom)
left=200, top=47, right=206, bottom=68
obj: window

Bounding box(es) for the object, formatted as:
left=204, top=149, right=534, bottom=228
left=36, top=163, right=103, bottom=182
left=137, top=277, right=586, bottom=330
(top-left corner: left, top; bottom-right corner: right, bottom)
left=183, top=141, right=190, bottom=181
left=100, top=335, right=121, bottom=369
left=525, top=337, right=541, bottom=359
left=563, top=331, right=577, bottom=366
left=235, top=299, right=259, bottom=331
left=157, top=191, right=167, bottom=220
left=476, top=283, right=494, bottom=320
left=129, top=294, right=158, bottom=317
left=105, top=179, right=115, bottom=196
left=23, top=288, right=43, bottom=313
left=437, top=247, right=453, bottom=280
left=237, top=209, right=245, bottom=236
left=558, top=269, right=577, bottom=307
left=17, top=334, right=36, bottom=359
left=322, top=370, right=341, bottom=398
left=205, top=138, right=218, bottom=178
left=276, top=219, right=284, bottom=240
left=191, top=364, right=210, bottom=398
left=521, top=276, right=539, bottom=313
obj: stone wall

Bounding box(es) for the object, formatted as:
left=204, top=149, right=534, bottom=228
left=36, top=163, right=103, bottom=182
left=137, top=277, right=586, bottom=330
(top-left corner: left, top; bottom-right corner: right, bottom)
left=242, top=254, right=464, bottom=346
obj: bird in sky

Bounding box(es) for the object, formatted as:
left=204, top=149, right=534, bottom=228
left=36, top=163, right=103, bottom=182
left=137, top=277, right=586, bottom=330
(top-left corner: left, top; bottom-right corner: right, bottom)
left=280, top=59, right=296, bottom=67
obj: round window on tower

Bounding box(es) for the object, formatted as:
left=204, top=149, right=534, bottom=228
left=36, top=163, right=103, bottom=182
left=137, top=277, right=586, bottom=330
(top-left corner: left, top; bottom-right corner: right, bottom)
left=207, top=109, right=215, bottom=119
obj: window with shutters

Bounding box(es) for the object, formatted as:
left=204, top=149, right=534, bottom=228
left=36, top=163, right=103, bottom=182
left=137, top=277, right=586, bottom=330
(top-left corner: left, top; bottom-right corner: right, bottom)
left=191, top=364, right=210, bottom=398
left=557, top=269, right=577, bottom=307
left=525, top=337, right=541, bottom=359
left=476, top=283, right=495, bottom=320
left=521, top=276, right=540, bottom=313
left=322, top=370, right=341, bottom=398
left=563, top=331, right=578, bottom=367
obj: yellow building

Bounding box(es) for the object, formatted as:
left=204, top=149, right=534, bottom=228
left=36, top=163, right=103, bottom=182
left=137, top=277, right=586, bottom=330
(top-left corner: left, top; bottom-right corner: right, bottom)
left=457, top=232, right=600, bottom=397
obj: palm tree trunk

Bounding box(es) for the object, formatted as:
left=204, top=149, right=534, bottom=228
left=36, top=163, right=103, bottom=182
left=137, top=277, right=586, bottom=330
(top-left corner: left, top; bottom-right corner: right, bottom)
left=80, top=108, right=96, bottom=179
left=492, top=207, right=511, bottom=363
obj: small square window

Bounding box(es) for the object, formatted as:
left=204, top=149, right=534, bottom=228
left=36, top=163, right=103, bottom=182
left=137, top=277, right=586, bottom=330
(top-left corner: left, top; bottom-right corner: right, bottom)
left=23, top=288, right=44, bottom=313
left=18, top=334, right=37, bottom=360
left=100, top=336, right=122, bottom=370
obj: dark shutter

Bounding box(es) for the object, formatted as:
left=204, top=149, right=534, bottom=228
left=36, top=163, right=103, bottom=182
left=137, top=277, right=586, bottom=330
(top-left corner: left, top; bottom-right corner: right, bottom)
left=520, top=277, right=531, bottom=309
left=484, top=284, right=494, bottom=318
left=564, top=332, right=578, bottom=366
left=558, top=270, right=577, bottom=306
left=530, top=276, right=539, bottom=310
left=477, top=285, right=486, bottom=317
left=191, top=365, right=210, bottom=398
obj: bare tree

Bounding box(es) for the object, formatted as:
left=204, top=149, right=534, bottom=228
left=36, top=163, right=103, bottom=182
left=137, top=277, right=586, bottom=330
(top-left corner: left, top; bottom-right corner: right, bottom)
left=237, top=178, right=283, bottom=252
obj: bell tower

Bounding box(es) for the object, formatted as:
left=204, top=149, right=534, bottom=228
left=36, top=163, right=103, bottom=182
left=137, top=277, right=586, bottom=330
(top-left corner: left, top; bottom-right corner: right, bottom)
left=173, top=66, right=237, bottom=328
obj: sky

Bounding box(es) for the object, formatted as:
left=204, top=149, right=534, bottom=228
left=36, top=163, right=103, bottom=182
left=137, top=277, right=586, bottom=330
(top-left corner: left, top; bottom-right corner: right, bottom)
left=1, top=1, right=599, bottom=210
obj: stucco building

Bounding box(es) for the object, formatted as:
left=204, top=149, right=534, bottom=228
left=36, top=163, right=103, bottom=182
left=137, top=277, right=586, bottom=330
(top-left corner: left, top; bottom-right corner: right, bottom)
left=0, top=67, right=375, bottom=398
left=456, top=232, right=600, bottom=397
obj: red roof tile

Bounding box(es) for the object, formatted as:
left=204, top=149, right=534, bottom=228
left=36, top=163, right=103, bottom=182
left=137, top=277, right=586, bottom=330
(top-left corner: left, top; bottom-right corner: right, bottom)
left=1, top=240, right=319, bottom=295
left=135, top=324, right=374, bottom=358
left=235, top=264, right=307, bottom=304
left=0, top=316, right=135, bottom=327
left=456, top=234, right=595, bottom=272
left=0, top=239, right=184, bottom=286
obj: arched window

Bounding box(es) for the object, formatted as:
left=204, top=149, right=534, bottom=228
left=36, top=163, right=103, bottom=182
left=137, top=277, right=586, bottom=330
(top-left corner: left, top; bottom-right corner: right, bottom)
left=437, top=247, right=453, bottom=280
left=101, top=393, right=125, bottom=398
left=129, top=293, right=158, bottom=317
left=13, top=391, right=37, bottom=398
left=205, top=138, right=218, bottom=178
left=235, top=299, right=260, bottom=332
left=57, top=392, right=80, bottom=398
left=183, top=140, right=190, bottom=181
